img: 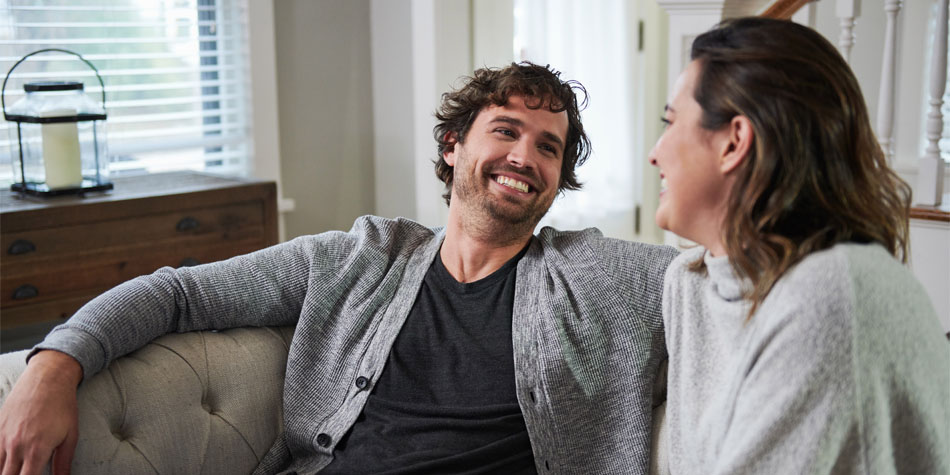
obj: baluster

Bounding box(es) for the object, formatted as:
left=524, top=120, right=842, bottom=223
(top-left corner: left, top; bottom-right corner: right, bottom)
left=792, top=1, right=818, bottom=27
left=836, top=0, right=861, bottom=63
left=917, top=0, right=948, bottom=206
left=877, top=0, right=902, bottom=165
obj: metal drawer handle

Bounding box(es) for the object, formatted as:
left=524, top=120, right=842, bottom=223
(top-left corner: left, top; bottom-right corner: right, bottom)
left=176, top=217, right=200, bottom=232
left=12, top=284, right=38, bottom=300
left=8, top=239, right=36, bottom=255
left=179, top=258, right=200, bottom=267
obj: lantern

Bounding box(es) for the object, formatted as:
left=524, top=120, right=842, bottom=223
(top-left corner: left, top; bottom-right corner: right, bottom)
left=2, top=49, right=112, bottom=196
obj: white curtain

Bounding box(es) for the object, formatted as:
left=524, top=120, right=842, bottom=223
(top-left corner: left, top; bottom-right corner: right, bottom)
left=515, top=0, right=638, bottom=239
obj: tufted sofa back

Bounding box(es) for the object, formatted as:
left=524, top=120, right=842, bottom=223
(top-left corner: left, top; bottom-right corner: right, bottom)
left=0, top=326, right=295, bottom=474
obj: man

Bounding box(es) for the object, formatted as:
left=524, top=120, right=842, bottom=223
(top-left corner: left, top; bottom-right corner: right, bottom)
left=0, top=62, right=677, bottom=474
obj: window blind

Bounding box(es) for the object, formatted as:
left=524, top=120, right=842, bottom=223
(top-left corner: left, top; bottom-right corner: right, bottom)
left=0, top=0, right=252, bottom=183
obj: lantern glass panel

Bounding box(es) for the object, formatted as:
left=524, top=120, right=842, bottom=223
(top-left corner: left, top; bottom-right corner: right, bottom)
left=8, top=120, right=108, bottom=189
left=5, top=83, right=110, bottom=195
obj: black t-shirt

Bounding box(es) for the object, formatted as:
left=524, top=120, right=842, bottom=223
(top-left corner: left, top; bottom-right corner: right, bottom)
left=321, top=247, right=537, bottom=474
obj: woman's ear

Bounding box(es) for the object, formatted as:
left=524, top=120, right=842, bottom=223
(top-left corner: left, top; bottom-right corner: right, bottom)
left=720, top=115, right=753, bottom=174
left=443, top=131, right=459, bottom=166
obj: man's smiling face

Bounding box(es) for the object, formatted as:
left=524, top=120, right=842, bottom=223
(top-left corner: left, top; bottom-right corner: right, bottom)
left=444, top=95, right=568, bottom=232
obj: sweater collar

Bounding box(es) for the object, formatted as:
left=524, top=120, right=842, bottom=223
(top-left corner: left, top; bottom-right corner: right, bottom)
left=703, top=251, right=749, bottom=302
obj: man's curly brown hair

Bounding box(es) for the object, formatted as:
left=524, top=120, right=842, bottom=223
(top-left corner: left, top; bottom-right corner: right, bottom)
left=432, top=62, right=591, bottom=205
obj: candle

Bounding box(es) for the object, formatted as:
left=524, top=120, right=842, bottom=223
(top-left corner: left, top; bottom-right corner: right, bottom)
left=40, top=108, right=83, bottom=190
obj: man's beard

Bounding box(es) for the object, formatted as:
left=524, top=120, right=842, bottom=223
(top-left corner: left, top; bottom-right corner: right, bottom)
left=452, top=154, right=557, bottom=239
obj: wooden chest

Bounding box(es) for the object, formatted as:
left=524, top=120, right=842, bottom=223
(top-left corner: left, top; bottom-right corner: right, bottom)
left=0, top=172, right=278, bottom=345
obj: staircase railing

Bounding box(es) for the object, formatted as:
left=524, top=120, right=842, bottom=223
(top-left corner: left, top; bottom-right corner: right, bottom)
left=763, top=0, right=948, bottom=216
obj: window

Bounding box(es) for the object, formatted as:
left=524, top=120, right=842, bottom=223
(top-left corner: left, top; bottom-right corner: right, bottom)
left=0, top=0, right=252, bottom=185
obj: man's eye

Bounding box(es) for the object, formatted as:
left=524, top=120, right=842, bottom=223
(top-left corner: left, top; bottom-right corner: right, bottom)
left=540, top=144, right=557, bottom=154
left=496, top=128, right=515, bottom=137
left=660, top=117, right=671, bottom=128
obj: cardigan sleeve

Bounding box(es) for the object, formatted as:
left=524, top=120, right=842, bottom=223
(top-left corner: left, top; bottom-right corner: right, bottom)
left=32, top=222, right=364, bottom=382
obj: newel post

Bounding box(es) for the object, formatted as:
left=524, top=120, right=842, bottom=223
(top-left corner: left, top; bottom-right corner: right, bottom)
left=876, top=0, right=902, bottom=166
left=916, top=0, right=948, bottom=206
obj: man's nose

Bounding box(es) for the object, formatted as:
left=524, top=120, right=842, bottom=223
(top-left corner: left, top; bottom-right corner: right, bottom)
left=507, top=140, right=532, bottom=168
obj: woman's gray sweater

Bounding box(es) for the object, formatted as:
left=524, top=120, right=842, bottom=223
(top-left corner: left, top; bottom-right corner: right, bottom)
left=663, top=243, right=949, bottom=474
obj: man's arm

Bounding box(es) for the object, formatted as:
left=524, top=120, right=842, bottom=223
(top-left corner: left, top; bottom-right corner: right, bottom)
left=0, top=229, right=354, bottom=475
left=37, top=232, right=341, bottom=382
left=590, top=235, right=679, bottom=330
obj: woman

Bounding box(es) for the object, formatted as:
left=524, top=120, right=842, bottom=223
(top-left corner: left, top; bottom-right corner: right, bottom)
left=651, top=17, right=949, bottom=474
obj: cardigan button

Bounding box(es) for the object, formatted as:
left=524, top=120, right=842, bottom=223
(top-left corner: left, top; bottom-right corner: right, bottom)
left=316, top=433, right=332, bottom=448
left=355, top=376, right=370, bottom=390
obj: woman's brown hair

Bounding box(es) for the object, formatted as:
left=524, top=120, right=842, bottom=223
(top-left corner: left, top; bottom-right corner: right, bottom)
left=690, top=17, right=912, bottom=316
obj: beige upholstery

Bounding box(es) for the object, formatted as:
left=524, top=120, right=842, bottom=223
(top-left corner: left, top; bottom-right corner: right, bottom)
left=0, top=350, right=28, bottom=404
left=0, top=326, right=294, bottom=474
left=0, top=326, right=668, bottom=474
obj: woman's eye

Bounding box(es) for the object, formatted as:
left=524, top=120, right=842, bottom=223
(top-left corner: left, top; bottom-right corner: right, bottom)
left=660, top=117, right=672, bottom=128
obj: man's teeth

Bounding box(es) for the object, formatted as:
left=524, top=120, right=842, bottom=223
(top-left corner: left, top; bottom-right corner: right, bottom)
left=660, top=177, right=668, bottom=191
left=496, top=175, right=529, bottom=193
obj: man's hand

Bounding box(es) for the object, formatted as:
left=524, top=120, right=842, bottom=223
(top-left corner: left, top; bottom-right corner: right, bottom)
left=0, top=350, right=82, bottom=475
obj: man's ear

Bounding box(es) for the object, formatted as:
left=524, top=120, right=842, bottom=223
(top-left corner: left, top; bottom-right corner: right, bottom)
left=443, top=131, right=459, bottom=166
left=720, top=115, right=753, bottom=174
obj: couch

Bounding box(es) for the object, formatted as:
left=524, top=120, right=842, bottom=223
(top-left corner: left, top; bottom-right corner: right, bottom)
left=0, top=326, right=669, bottom=474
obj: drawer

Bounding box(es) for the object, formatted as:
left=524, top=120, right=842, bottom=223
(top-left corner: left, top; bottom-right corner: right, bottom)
left=1, top=201, right=264, bottom=265
left=0, top=237, right=266, bottom=315
left=0, top=172, right=279, bottom=338
left=0, top=292, right=105, bottom=329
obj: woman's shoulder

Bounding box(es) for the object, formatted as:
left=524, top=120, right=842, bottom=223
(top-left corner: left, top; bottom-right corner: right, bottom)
left=768, top=243, right=937, bottom=339
left=779, top=242, right=914, bottom=303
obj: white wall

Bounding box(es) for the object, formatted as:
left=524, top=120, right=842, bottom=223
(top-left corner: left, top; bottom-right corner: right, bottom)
left=635, top=0, right=669, bottom=245
left=370, top=0, right=417, bottom=222
left=272, top=0, right=376, bottom=239
left=473, top=0, right=516, bottom=69
left=910, top=219, right=950, bottom=332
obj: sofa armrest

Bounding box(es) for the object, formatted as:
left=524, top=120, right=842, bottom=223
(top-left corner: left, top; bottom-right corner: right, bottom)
left=0, top=350, right=30, bottom=406
left=1, top=326, right=294, bottom=474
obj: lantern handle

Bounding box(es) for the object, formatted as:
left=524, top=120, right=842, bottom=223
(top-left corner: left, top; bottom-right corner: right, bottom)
left=2, top=48, right=106, bottom=120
